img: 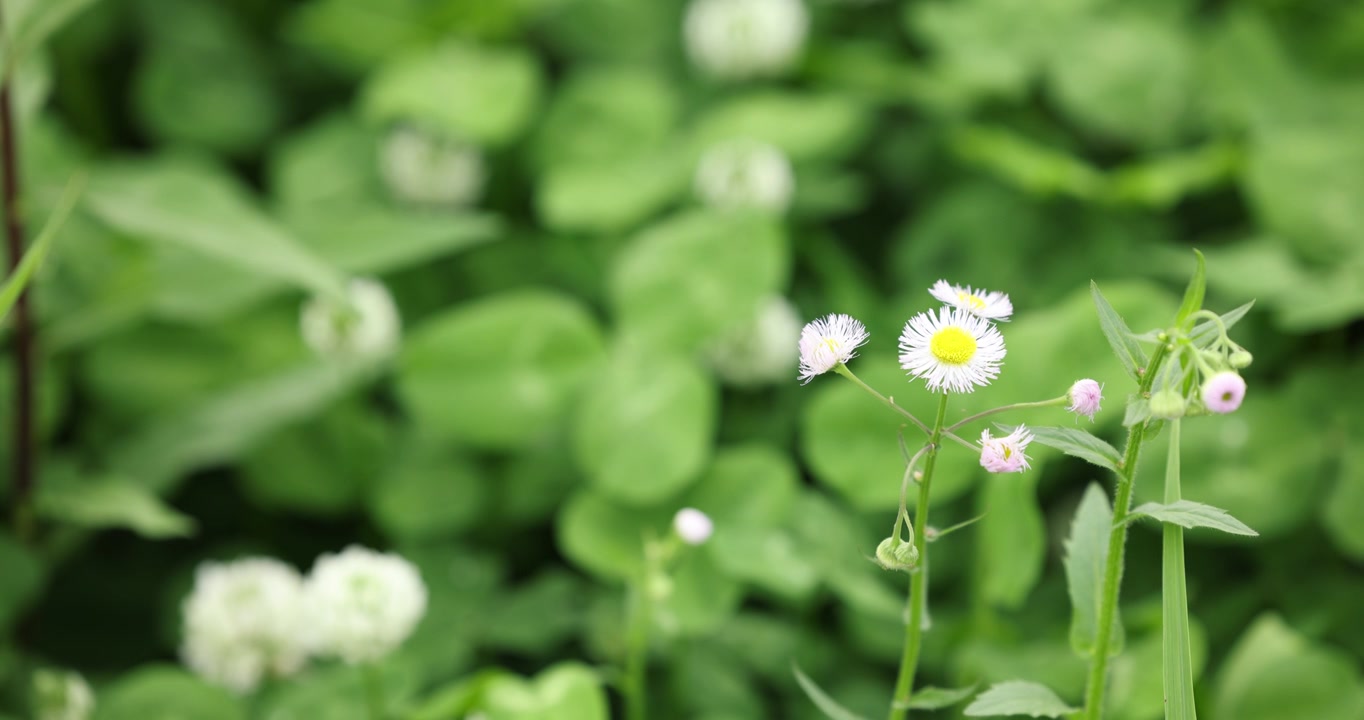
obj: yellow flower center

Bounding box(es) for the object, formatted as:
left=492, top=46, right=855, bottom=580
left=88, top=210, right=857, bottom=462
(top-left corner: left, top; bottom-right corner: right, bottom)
left=930, top=326, right=977, bottom=365
left=821, top=337, right=842, bottom=355
left=957, top=291, right=986, bottom=311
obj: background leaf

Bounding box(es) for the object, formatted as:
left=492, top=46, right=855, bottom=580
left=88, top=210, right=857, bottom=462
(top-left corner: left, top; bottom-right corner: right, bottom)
left=962, top=680, right=1079, bottom=718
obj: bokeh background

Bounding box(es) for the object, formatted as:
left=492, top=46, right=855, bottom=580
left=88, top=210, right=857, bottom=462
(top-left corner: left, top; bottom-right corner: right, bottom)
left=2, top=0, right=1363, bottom=717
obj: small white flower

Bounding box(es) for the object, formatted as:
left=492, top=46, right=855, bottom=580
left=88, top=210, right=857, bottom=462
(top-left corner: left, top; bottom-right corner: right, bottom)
left=694, top=140, right=795, bottom=213
left=33, top=670, right=95, bottom=720
left=705, top=295, right=801, bottom=386
left=674, top=508, right=714, bottom=545
left=684, top=0, right=808, bottom=80
left=305, top=546, right=427, bottom=665
left=979, top=426, right=1033, bottom=473
left=1068, top=378, right=1104, bottom=421
left=379, top=125, right=485, bottom=208
left=928, top=280, right=1013, bottom=321
left=1200, top=371, right=1246, bottom=414
left=798, top=313, right=870, bottom=384
left=898, top=307, right=1006, bottom=393
left=300, top=277, right=401, bottom=359
left=181, top=558, right=310, bottom=694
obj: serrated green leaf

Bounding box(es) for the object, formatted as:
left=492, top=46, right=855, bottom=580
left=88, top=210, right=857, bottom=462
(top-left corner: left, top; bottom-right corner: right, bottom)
left=1161, top=419, right=1199, bottom=720
left=792, top=664, right=869, bottom=720
left=1091, top=281, right=1148, bottom=382
left=1128, top=500, right=1258, bottom=536
left=1065, top=483, right=1123, bottom=658
left=1175, top=249, right=1207, bottom=327
left=963, top=681, right=1079, bottom=717
left=1006, top=425, right=1121, bottom=472
left=895, top=683, right=980, bottom=710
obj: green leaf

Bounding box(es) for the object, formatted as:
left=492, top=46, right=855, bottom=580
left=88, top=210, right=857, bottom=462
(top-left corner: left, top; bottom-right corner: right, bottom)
left=1008, top=425, right=1121, bottom=472
left=1323, top=442, right=1364, bottom=560
left=1091, top=281, right=1148, bottom=383
left=36, top=473, right=195, bottom=539
left=963, top=681, right=1079, bottom=717
left=362, top=42, right=541, bottom=147
left=556, top=489, right=669, bottom=580
left=693, top=93, right=870, bottom=162
left=0, top=534, right=43, bottom=632
left=398, top=290, right=607, bottom=449
left=1128, top=500, right=1258, bottom=536
left=1161, top=420, right=1198, bottom=720
left=896, top=684, right=980, bottom=710
left=572, top=349, right=716, bottom=505
left=0, top=173, right=82, bottom=321
left=1188, top=300, right=1253, bottom=348
left=479, top=663, right=609, bottom=720
left=0, top=0, right=101, bottom=81
left=1122, top=396, right=1151, bottom=427
left=792, top=664, right=870, bottom=720
left=1065, top=483, right=1124, bottom=657
left=537, top=150, right=691, bottom=234
left=977, top=473, right=1044, bottom=609
left=240, top=402, right=390, bottom=516
left=371, top=442, right=488, bottom=542
left=85, top=158, right=345, bottom=300
left=96, top=666, right=245, bottom=720
left=1175, top=249, right=1207, bottom=328
left=1214, top=614, right=1364, bottom=720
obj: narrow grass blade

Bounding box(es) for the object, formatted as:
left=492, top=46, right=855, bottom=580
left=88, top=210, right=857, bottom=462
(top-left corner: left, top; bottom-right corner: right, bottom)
left=0, top=173, right=85, bottom=321
left=792, top=664, right=868, bottom=720
left=1162, top=420, right=1198, bottom=720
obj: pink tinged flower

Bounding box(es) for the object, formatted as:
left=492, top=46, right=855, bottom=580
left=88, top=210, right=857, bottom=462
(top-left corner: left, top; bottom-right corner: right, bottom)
left=1201, top=372, right=1246, bottom=414
left=1068, top=379, right=1104, bottom=421
left=979, top=426, right=1033, bottom=473
left=674, top=508, right=714, bottom=546
left=797, top=313, right=869, bottom=384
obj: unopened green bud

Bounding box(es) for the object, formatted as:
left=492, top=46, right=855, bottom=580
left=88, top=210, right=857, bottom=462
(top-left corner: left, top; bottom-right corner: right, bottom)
left=1149, top=388, right=1186, bottom=419
left=1229, top=349, right=1253, bottom=369
left=874, top=536, right=919, bottom=573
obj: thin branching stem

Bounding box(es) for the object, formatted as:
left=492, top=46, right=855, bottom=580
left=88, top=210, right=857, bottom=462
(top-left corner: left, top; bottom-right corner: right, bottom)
left=834, top=364, right=931, bottom=436
left=944, top=396, right=1068, bottom=433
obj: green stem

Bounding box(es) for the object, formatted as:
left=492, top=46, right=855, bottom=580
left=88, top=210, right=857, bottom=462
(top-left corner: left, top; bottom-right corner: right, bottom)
left=361, top=662, right=385, bottom=720
left=1082, top=343, right=1170, bottom=720
left=888, top=392, right=949, bottom=720
left=624, top=575, right=651, bottom=720
left=835, top=364, right=931, bottom=435
left=944, top=396, right=1069, bottom=433
left=1161, top=419, right=1198, bottom=719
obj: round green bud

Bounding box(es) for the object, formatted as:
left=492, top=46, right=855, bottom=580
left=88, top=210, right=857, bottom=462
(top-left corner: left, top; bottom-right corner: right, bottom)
left=874, top=536, right=919, bottom=573
left=1229, top=349, right=1253, bottom=369
left=1149, top=388, right=1186, bottom=420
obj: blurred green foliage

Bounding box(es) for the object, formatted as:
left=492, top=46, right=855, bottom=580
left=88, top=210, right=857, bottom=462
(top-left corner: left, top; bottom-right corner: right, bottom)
left=2, top=0, right=1363, bottom=717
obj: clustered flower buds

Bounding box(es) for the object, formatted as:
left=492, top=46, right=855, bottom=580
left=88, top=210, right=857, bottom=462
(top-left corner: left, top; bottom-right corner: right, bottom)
left=1147, top=311, right=1251, bottom=419
left=875, top=534, right=919, bottom=573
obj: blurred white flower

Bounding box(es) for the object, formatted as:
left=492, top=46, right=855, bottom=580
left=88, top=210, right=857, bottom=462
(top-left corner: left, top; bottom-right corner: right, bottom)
left=305, top=546, right=427, bottom=665
left=684, top=0, right=808, bottom=79
left=300, top=277, right=401, bottom=359
left=33, top=670, right=95, bottom=720
left=705, top=295, right=801, bottom=386
left=673, top=508, right=714, bottom=545
left=694, top=140, right=795, bottom=213
left=798, top=312, right=870, bottom=384
left=181, top=558, right=310, bottom=694
left=379, top=125, right=485, bottom=208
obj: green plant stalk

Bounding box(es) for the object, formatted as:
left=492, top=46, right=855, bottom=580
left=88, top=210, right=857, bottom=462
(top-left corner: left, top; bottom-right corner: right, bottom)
left=1082, top=342, right=1170, bottom=720
left=624, top=578, right=651, bottom=720
left=944, top=395, right=1069, bottom=432
left=1162, top=419, right=1197, bottom=719
left=835, top=364, right=930, bottom=435
left=888, top=392, right=949, bottom=720
left=361, top=662, right=386, bottom=720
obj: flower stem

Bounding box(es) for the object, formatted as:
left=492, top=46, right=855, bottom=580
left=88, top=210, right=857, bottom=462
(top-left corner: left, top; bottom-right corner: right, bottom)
left=1081, top=342, right=1170, bottom=720
left=361, top=662, right=386, bottom=720
left=624, top=575, right=651, bottom=720
left=834, top=364, right=930, bottom=435
left=888, top=392, right=949, bottom=720
left=944, top=396, right=1068, bottom=433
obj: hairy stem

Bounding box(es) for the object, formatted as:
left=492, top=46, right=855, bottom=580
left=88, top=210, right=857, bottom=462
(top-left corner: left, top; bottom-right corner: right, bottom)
left=361, top=662, right=386, bottom=720
left=944, top=396, right=1069, bottom=433
left=888, top=392, right=949, bottom=720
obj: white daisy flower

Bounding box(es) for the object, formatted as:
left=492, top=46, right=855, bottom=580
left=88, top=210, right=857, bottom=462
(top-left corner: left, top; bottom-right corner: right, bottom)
left=300, top=277, right=402, bottom=359
left=798, top=313, right=870, bottom=384
left=379, top=125, right=485, bottom=209
left=684, top=0, right=808, bottom=80
left=979, top=426, right=1033, bottom=473
left=181, top=558, right=310, bottom=693
left=673, top=508, right=714, bottom=546
left=929, top=279, right=1013, bottom=321
left=898, top=307, right=1005, bottom=393
left=694, top=140, right=795, bottom=213
left=304, top=546, right=427, bottom=665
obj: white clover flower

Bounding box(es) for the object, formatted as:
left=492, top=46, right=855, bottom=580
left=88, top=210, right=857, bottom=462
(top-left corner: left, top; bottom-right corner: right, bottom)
left=979, top=426, right=1033, bottom=473
left=694, top=140, right=795, bottom=213
left=684, top=0, right=808, bottom=80
left=305, top=546, right=427, bottom=665
left=181, top=558, right=310, bottom=694
left=33, top=670, right=95, bottom=720
left=898, top=307, right=1006, bottom=393
left=379, top=125, right=485, bottom=208
left=674, top=508, right=714, bottom=545
left=798, top=313, right=870, bottom=384
left=1068, top=378, right=1104, bottom=421
left=300, top=277, right=401, bottom=359
left=705, top=295, right=801, bottom=386
left=928, top=280, right=1013, bottom=321
left=1201, top=371, right=1246, bottom=414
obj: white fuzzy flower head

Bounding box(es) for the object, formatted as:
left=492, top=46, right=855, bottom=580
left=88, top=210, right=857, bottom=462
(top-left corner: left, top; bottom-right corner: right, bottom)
left=32, top=670, right=95, bottom=720
left=300, top=278, right=401, bottom=359
left=1068, top=379, right=1104, bottom=421
left=979, top=426, right=1033, bottom=473
left=1201, top=371, right=1246, bottom=414
left=181, top=558, right=310, bottom=694
left=898, top=307, right=1006, bottom=393
left=305, top=546, right=427, bottom=665
left=684, top=0, right=808, bottom=80
left=379, top=125, right=485, bottom=209
left=674, top=508, right=714, bottom=546
left=929, top=280, right=1013, bottom=321
left=798, top=313, right=870, bottom=384
left=705, top=295, right=801, bottom=386
left=694, top=140, right=795, bottom=213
